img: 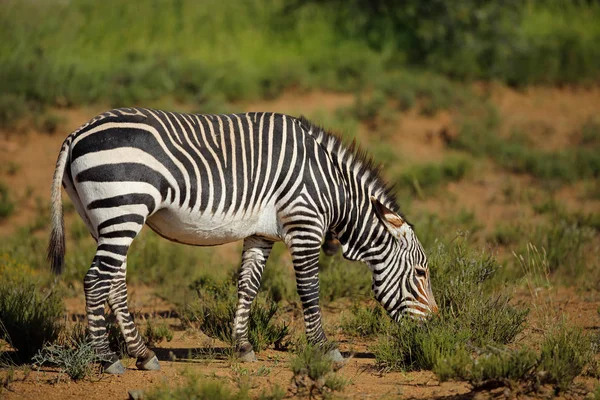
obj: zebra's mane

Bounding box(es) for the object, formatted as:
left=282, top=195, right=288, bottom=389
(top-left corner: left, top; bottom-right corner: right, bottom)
left=297, top=115, right=403, bottom=217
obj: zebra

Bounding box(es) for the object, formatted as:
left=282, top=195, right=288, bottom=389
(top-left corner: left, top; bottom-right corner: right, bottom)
left=48, top=108, right=438, bottom=374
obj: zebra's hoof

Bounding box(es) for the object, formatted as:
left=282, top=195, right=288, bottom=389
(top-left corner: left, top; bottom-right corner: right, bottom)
left=326, top=348, right=344, bottom=363
left=136, top=351, right=161, bottom=371
left=104, top=359, right=126, bottom=375
left=238, top=350, right=257, bottom=362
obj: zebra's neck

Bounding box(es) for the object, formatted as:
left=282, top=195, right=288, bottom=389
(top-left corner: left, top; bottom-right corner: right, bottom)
left=297, top=117, right=400, bottom=262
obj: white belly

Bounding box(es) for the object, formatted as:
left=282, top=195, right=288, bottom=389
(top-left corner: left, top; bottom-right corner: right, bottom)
left=146, top=205, right=281, bottom=246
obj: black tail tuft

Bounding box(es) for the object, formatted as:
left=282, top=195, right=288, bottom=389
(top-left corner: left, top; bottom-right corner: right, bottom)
left=48, top=222, right=65, bottom=275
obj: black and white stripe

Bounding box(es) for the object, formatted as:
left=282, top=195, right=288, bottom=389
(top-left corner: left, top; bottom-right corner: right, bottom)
left=48, top=108, right=437, bottom=373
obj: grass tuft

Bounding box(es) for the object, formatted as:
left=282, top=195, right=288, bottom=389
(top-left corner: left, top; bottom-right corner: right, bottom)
left=339, top=303, right=390, bottom=338
left=0, top=256, right=63, bottom=362
left=183, top=274, right=287, bottom=351
left=31, top=335, right=102, bottom=381
left=290, top=343, right=347, bottom=397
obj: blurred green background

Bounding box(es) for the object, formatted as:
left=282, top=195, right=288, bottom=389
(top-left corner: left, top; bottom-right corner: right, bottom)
left=1, top=0, right=599, bottom=124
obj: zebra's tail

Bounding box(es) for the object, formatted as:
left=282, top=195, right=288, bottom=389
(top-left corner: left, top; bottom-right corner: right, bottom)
left=48, top=137, right=71, bottom=275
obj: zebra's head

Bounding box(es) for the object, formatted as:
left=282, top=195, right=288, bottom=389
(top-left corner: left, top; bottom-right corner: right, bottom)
left=370, top=197, right=438, bottom=320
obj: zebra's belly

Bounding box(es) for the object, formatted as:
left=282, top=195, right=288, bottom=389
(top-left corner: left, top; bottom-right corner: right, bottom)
left=146, top=206, right=281, bottom=246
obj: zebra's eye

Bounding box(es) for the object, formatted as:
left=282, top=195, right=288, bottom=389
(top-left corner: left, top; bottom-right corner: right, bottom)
left=415, top=267, right=427, bottom=277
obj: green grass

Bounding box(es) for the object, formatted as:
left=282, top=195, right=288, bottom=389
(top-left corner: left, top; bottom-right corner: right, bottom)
left=318, top=253, right=371, bottom=303
left=145, top=370, right=285, bottom=400
left=0, top=256, right=64, bottom=362
left=435, top=324, right=595, bottom=394
left=182, top=273, right=288, bottom=351
left=339, top=303, right=390, bottom=338
left=374, top=238, right=528, bottom=372
left=451, top=112, right=600, bottom=185
left=143, top=319, right=174, bottom=347
left=31, top=335, right=102, bottom=381
left=397, top=156, right=472, bottom=197
left=290, top=343, right=347, bottom=397
left=1, top=0, right=599, bottom=122
left=0, top=182, right=15, bottom=221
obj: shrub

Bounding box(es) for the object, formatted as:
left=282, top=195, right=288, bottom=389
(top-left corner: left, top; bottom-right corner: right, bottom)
left=318, top=253, right=371, bottom=303
left=375, top=317, right=470, bottom=372
left=0, top=182, right=15, bottom=221
left=183, top=274, right=287, bottom=351
left=398, top=156, right=472, bottom=197
left=0, top=257, right=63, bottom=361
left=451, top=114, right=600, bottom=184
left=146, top=371, right=285, bottom=400
left=374, top=239, right=528, bottom=372
left=0, top=93, right=27, bottom=129
left=538, top=326, right=594, bottom=393
left=143, top=319, right=174, bottom=347
left=435, top=325, right=595, bottom=394
left=290, top=344, right=347, bottom=397
left=435, top=347, right=538, bottom=390
left=339, top=303, right=390, bottom=338
left=31, top=336, right=102, bottom=381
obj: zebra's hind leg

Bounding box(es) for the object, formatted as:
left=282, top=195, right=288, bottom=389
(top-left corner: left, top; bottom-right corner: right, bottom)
left=85, top=219, right=145, bottom=374
left=233, top=236, right=274, bottom=362
left=107, top=259, right=159, bottom=371
left=84, top=249, right=127, bottom=374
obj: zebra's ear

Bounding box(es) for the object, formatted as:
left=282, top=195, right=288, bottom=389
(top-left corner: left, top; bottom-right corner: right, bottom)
left=371, top=197, right=405, bottom=232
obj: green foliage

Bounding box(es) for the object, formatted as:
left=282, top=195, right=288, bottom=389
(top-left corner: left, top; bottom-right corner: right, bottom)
left=452, top=113, right=600, bottom=184
left=301, top=0, right=600, bottom=85
left=183, top=274, right=287, bottom=351
left=0, top=182, right=15, bottom=220
left=529, top=219, right=595, bottom=276
left=375, top=317, right=470, bottom=372
left=0, top=256, right=63, bottom=361
left=538, top=325, right=594, bottom=393
left=0, top=93, right=27, bottom=129
left=145, top=371, right=285, bottom=400
left=435, top=347, right=539, bottom=389
left=31, top=336, right=102, bottom=381
left=398, top=156, right=472, bottom=197
left=318, top=253, right=371, bottom=303
left=340, top=303, right=390, bottom=338
left=435, top=325, right=595, bottom=394
left=1, top=0, right=597, bottom=115
left=374, top=239, right=528, bottom=372
left=143, top=319, right=174, bottom=347
left=290, top=344, right=347, bottom=396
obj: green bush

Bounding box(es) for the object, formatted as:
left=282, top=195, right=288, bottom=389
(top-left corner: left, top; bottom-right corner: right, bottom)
left=398, top=156, right=472, bottom=197
left=143, top=319, right=174, bottom=347
left=374, top=239, right=528, bottom=372
left=0, top=257, right=63, bottom=361
left=318, top=253, right=371, bottom=303
left=435, top=325, right=595, bottom=394
left=340, top=303, right=390, bottom=338
left=290, top=344, right=347, bottom=396
left=0, top=182, right=15, bottom=221
left=451, top=114, right=600, bottom=184
left=182, top=274, right=287, bottom=351
left=32, top=336, right=102, bottom=381
left=538, top=326, right=594, bottom=393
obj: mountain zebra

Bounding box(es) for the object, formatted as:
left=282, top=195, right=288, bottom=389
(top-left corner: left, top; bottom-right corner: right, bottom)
left=48, top=108, right=438, bottom=374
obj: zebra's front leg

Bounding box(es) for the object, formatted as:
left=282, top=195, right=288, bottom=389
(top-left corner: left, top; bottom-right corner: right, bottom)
left=233, top=236, right=274, bottom=362
left=289, top=236, right=344, bottom=362
left=107, top=259, right=159, bottom=371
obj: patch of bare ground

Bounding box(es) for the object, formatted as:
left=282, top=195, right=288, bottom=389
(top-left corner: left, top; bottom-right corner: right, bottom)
left=490, top=84, right=600, bottom=151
